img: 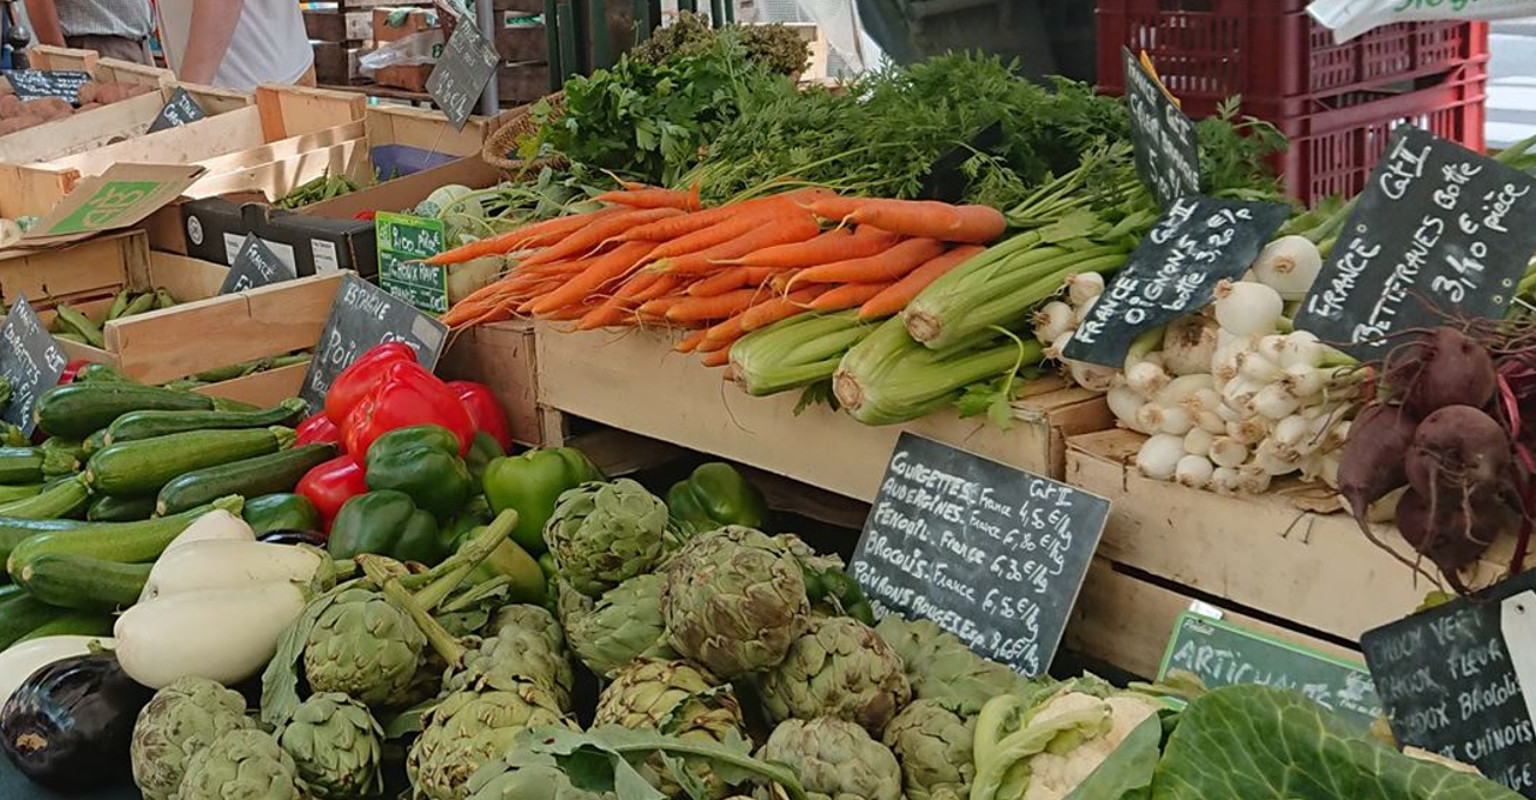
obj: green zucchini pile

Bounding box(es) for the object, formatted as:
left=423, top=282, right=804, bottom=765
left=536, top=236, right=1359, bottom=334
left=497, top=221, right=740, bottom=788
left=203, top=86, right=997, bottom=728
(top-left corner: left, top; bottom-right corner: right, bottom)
left=0, top=365, right=329, bottom=650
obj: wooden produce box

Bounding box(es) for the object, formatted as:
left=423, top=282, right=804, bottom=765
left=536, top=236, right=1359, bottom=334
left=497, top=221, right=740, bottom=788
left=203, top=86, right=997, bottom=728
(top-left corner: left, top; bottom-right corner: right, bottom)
left=1062, top=429, right=1514, bottom=676
left=532, top=325, right=1113, bottom=494
left=24, top=44, right=171, bottom=84
left=0, top=231, right=149, bottom=312
left=500, top=61, right=551, bottom=106
left=438, top=321, right=539, bottom=446
left=0, top=85, right=363, bottom=219
left=305, top=6, right=372, bottom=43
left=313, top=42, right=366, bottom=85
left=496, top=9, right=546, bottom=62
left=375, top=63, right=434, bottom=93
left=372, top=6, right=441, bottom=43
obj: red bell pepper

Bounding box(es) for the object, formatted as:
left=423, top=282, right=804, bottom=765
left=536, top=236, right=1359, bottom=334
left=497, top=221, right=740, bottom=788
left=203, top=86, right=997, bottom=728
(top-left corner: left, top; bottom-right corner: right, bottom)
left=295, top=412, right=342, bottom=447
left=447, top=380, right=511, bottom=451
left=58, top=360, right=91, bottom=385
left=323, top=342, right=417, bottom=423
left=341, top=360, right=474, bottom=457
left=296, top=454, right=368, bottom=532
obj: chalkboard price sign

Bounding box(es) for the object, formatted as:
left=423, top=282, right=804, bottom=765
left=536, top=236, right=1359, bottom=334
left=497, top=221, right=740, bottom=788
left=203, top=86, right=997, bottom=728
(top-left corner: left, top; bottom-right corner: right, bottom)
left=2, top=69, right=91, bottom=103
left=426, top=19, right=500, bottom=131
left=1296, top=126, right=1536, bottom=360
left=1160, top=612, right=1383, bottom=731
left=221, top=234, right=297, bottom=294
left=376, top=212, right=449, bottom=314
left=300, top=274, right=450, bottom=408
left=1064, top=195, right=1289, bottom=368
left=1362, top=570, right=1536, bottom=796
left=849, top=433, right=1110, bottom=677
left=1122, top=49, right=1200, bottom=208
left=0, top=296, right=68, bottom=435
left=147, top=87, right=207, bottom=133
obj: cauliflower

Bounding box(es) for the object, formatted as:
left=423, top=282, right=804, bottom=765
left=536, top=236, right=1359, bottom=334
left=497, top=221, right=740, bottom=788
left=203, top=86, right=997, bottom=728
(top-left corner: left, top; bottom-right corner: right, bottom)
left=1021, top=693, right=1163, bottom=799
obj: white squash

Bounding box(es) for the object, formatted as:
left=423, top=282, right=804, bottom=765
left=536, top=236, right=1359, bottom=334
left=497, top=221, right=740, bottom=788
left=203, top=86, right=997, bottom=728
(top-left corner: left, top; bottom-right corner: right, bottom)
left=114, top=583, right=305, bottom=688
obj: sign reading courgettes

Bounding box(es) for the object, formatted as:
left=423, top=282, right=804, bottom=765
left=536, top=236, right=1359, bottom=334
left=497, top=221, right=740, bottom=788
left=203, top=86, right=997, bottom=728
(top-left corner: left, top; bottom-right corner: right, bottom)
left=375, top=212, right=449, bottom=314
left=0, top=296, right=68, bottom=435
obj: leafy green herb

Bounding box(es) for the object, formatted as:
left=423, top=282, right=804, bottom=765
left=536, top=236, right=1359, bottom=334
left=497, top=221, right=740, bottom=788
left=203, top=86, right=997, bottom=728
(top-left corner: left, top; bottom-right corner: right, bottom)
left=521, top=725, right=808, bottom=800
left=633, top=12, right=809, bottom=76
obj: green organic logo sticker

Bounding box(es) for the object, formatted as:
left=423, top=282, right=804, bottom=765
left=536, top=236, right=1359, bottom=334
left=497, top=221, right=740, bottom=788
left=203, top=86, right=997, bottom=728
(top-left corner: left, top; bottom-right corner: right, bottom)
left=48, top=181, right=161, bottom=235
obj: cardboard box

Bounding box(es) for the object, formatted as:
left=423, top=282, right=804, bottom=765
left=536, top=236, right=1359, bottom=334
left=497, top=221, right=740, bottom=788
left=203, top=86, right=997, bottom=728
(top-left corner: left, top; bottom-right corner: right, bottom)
left=179, top=198, right=376, bottom=278
left=375, top=63, right=434, bottom=93
left=372, top=7, right=441, bottom=44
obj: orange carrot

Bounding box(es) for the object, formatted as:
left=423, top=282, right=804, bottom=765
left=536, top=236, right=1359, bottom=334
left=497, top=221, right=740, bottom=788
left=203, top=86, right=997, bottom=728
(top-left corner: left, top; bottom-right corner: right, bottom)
left=529, top=240, right=656, bottom=316
left=637, top=295, right=688, bottom=317
left=740, top=287, right=827, bottom=332
left=425, top=207, right=623, bottom=265
left=703, top=315, right=745, bottom=344
left=726, top=226, right=900, bottom=269
left=593, top=186, right=702, bottom=212
left=700, top=348, right=733, bottom=367
left=804, top=196, right=865, bottom=222
left=641, top=201, right=801, bottom=264
left=520, top=207, right=681, bottom=268
left=808, top=282, right=894, bottom=312
left=618, top=188, right=831, bottom=244
left=858, top=245, right=985, bottom=319
left=675, top=329, right=709, bottom=353
left=546, top=300, right=601, bottom=322
left=790, top=238, right=946, bottom=286
left=844, top=199, right=1007, bottom=244
left=688, top=266, right=782, bottom=297
left=665, top=289, right=763, bottom=323
left=652, top=212, right=822, bottom=275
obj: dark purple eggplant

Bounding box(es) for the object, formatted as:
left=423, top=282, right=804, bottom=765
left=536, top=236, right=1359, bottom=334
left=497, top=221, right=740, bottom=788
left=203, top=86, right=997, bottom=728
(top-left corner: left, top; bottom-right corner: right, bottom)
left=257, top=529, right=328, bottom=547
left=0, top=652, right=152, bottom=791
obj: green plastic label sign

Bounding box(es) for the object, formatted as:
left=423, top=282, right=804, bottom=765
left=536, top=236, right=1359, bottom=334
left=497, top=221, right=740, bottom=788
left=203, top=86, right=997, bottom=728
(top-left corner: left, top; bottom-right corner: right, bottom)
left=1160, top=612, right=1383, bottom=731
left=375, top=212, right=449, bottom=315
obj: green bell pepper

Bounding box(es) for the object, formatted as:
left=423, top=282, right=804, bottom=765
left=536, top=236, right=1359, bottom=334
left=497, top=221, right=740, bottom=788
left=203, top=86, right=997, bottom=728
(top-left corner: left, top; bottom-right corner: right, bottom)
left=450, top=525, right=547, bottom=602
left=364, top=425, right=473, bottom=523
left=666, top=462, right=768, bottom=533
left=482, top=447, right=602, bottom=553
left=327, top=490, right=448, bottom=564
left=244, top=493, right=322, bottom=534
left=464, top=430, right=505, bottom=485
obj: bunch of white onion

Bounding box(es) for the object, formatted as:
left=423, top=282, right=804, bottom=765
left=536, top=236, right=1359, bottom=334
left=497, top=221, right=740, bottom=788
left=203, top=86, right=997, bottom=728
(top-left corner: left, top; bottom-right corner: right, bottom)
left=1035, top=272, right=1120, bottom=391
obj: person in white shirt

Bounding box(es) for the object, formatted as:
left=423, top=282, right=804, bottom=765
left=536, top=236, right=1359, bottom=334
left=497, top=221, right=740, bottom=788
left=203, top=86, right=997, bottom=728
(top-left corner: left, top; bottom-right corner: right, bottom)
left=176, top=0, right=314, bottom=91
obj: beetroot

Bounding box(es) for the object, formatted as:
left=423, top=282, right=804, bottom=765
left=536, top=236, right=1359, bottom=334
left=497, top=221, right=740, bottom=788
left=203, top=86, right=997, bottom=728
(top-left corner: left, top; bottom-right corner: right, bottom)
left=1339, top=403, right=1418, bottom=522
left=1395, top=488, right=1515, bottom=593
left=1405, top=405, right=1510, bottom=500
left=1385, top=327, right=1497, bottom=419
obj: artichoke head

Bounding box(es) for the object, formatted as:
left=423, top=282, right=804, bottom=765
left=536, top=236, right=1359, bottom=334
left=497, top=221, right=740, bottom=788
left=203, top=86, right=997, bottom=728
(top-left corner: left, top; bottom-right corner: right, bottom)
left=760, top=615, right=911, bottom=736
left=567, top=572, right=675, bottom=677
left=593, top=658, right=744, bottom=799
left=173, top=729, right=305, bottom=800
left=304, top=587, right=427, bottom=708
left=881, top=700, right=976, bottom=800
left=407, top=682, right=576, bottom=800
left=275, top=692, right=384, bottom=800
left=465, top=745, right=613, bottom=800
left=544, top=479, right=671, bottom=596
left=131, top=676, right=255, bottom=800
left=662, top=526, right=810, bottom=679
left=758, top=718, right=902, bottom=800
left=444, top=626, right=574, bottom=710
left=875, top=615, right=1035, bottom=714
left=488, top=603, right=565, bottom=651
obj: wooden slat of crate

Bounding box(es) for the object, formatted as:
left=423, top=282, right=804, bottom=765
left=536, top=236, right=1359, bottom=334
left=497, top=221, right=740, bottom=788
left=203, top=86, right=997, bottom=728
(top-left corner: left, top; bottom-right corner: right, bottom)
left=194, top=362, right=309, bottom=407
left=1066, top=558, right=1365, bottom=679
left=1065, top=429, right=1512, bottom=644
left=0, top=231, right=149, bottom=309
left=365, top=104, right=491, bottom=155
left=255, top=85, right=367, bottom=141
left=438, top=322, right=539, bottom=446
left=26, top=46, right=173, bottom=86
left=192, top=119, right=366, bottom=176
left=535, top=325, right=1112, bottom=497
left=0, top=90, right=167, bottom=164
left=305, top=9, right=373, bottom=42
left=188, top=138, right=370, bottom=202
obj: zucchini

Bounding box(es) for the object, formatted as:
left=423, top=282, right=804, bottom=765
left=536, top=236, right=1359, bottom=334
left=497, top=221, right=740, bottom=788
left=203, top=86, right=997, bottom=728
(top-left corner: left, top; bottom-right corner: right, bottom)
left=15, top=610, right=115, bottom=643
left=0, top=484, right=42, bottom=504
left=0, top=476, right=90, bottom=520
left=0, top=518, right=89, bottom=571
left=83, top=429, right=108, bottom=455
left=15, top=554, right=151, bottom=611
left=157, top=443, right=335, bottom=515
left=6, top=495, right=242, bottom=576
left=35, top=383, right=246, bottom=439
left=88, top=426, right=297, bottom=497
left=87, top=494, right=158, bottom=522
left=104, top=397, right=308, bottom=445
left=0, top=593, right=63, bottom=650
left=0, top=447, right=43, bottom=484
left=37, top=437, right=83, bottom=476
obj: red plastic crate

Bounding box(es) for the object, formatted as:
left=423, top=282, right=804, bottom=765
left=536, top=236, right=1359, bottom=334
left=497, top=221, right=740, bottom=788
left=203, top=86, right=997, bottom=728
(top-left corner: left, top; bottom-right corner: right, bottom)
left=1096, top=0, right=1488, bottom=110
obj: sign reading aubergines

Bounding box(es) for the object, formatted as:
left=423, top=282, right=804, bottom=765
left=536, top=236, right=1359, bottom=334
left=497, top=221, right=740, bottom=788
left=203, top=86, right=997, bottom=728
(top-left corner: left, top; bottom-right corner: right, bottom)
left=850, top=433, right=1110, bottom=677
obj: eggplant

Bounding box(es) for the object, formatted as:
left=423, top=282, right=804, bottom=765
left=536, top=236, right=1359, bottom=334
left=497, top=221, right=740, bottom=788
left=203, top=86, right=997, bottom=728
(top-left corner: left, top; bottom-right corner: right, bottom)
left=0, top=652, right=152, bottom=791
left=257, top=529, right=328, bottom=547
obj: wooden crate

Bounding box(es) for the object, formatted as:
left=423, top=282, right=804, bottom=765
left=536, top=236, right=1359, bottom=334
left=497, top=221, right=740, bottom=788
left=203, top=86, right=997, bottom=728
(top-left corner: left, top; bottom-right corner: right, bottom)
left=499, top=62, right=551, bottom=106
left=0, top=85, right=363, bottom=218
left=1064, top=429, right=1514, bottom=658
left=314, top=42, right=366, bottom=85
left=533, top=325, right=1113, bottom=497
left=0, top=231, right=150, bottom=312
left=305, top=8, right=373, bottom=43
left=194, top=362, right=310, bottom=408
left=438, top=322, right=539, bottom=445
left=25, top=44, right=172, bottom=85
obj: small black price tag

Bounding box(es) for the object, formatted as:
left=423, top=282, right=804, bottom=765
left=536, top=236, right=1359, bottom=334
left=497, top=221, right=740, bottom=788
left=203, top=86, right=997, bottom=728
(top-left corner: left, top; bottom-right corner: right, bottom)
left=1295, top=126, right=1536, bottom=360
left=2, top=69, right=91, bottom=103
left=220, top=234, right=298, bottom=294
left=426, top=19, right=500, bottom=131
left=147, top=87, right=207, bottom=133
left=850, top=433, right=1110, bottom=677
left=0, top=296, right=68, bottom=435
left=1123, top=48, right=1201, bottom=208
left=300, top=274, right=450, bottom=407
left=1064, top=195, right=1289, bottom=368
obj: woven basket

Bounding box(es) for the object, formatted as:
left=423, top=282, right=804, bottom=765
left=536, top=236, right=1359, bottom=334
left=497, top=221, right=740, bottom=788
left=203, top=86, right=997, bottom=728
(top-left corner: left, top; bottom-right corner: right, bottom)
left=482, top=92, right=568, bottom=177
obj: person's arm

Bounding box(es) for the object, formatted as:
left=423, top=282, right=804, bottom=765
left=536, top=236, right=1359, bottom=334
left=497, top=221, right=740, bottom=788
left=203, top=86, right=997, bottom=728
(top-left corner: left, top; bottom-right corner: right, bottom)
left=22, top=0, right=66, bottom=48
left=177, top=0, right=244, bottom=85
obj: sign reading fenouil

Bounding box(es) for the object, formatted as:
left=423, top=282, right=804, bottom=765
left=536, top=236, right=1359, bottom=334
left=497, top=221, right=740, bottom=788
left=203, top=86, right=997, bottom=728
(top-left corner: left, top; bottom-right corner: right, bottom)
left=849, top=433, right=1109, bottom=677
left=1310, top=0, right=1536, bottom=43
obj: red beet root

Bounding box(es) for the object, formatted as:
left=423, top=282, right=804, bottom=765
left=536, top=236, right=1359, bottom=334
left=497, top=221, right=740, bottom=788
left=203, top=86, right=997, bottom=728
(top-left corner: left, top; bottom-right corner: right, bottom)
left=1386, top=327, right=1498, bottom=419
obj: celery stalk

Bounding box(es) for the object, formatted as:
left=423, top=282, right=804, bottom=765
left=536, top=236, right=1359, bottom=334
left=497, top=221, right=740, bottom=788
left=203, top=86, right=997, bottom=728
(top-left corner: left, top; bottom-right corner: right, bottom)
left=729, top=311, right=876, bottom=397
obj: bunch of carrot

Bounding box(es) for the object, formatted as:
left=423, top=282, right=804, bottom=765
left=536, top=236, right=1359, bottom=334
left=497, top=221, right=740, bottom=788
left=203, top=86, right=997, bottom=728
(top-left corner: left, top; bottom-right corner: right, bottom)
left=439, top=184, right=1006, bottom=367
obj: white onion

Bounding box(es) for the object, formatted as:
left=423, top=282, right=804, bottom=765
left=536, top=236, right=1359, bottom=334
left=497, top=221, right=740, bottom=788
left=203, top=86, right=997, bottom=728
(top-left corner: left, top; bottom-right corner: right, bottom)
left=1248, top=383, right=1302, bottom=421
left=1273, top=414, right=1311, bottom=448
left=1277, top=330, right=1325, bottom=369
left=1214, top=280, right=1284, bottom=337
left=1067, top=272, right=1106, bottom=307
left=1047, top=331, right=1073, bottom=360
left=1209, top=436, right=1249, bottom=468
left=1033, top=301, right=1075, bottom=344
left=1184, top=427, right=1215, bottom=456
left=1254, top=441, right=1302, bottom=476
left=1280, top=364, right=1325, bottom=398
left=1237, top=465, right=1273, bottom=494
left=1161, top=315, right=1218, bottom=376
left=1210, top=467, right=1242, bottom=494
left=1256, top=334, right=1286, bottom=365
left=1175, top=455, right=1215, bottom=488
left=1126, top=361, right=1170, bottom=396
left=1072, top=295, right=1101, bottom=326
left=1069, top=361, right=1118, bottom=392
left=1195, top=410, right=1227, bottom=434
left=1158, top=374, right=1214, bottom=406
left=1216, top=402, right=1242, bottom=424
left=1237, top=351, right=1284, bottom=383
left=1107, top=383, right=1145, bottom=428
left=1134, top=404, right=1166, bottom=434
left=1227, top=417, right=1270, bottom=445
left=1252, top=235, right=1323, bottom=301
left=1159, top=405, right=1194, bottom=436
left=1136, top=434, right=1185, bottom=481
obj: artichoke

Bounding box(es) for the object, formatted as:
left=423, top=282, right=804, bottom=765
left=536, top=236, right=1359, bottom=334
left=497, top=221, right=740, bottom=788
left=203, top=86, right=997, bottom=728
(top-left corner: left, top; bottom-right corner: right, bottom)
left=760, top=616, right=911, bottom=736
left=407, top=682, right=576, bottom=800
left=174, top=729, right=305, bottom=800
left=758, top=717, right=902, bottom=800
left=275, top=692, right=383, bottom=800
left=566, top=572, right=675, bottom=677
left=875, top=615, right=1035, bottom=713
left=465, top=746, right=613, bottom=800
left=880, top=700, right=976, bottom=800
left=131, top=676, right=255, bottom=800
left=304, top=587, right=427, bottom=707
left=444, top=626, right=574, bottom=710
left=544, top=479, right=671, bottom=596
left=662, top=526, right=809, bottom=679
left=489, top=604, right=565, bottom=650
left=593, top=658, right=745, bottom=799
